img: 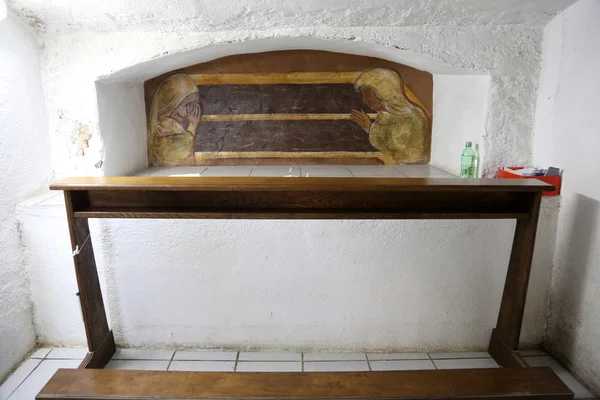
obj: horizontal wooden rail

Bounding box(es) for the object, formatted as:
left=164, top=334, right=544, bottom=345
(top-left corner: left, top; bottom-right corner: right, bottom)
left=50, top=177, right=551, bottom=221
left=73, top=209, right=531, bottom=220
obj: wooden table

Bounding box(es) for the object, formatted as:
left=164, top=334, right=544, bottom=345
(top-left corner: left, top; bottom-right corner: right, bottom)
left=38, top=176, right=573, bottom=399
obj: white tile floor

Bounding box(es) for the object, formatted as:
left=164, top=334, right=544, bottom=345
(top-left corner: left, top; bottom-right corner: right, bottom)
left=1, top=348, right=596, bottom=399
left=137, top=164, right=457, bottom=178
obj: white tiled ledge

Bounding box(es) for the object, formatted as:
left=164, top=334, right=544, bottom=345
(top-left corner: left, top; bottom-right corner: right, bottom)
left=137, top=164, right=457, bottom=178
left=15, top=165, right=457, bottom=213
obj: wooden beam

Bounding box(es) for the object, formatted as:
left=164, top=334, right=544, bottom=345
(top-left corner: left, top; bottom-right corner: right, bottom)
left=78, top=331, right=116, bottom=369
left=51, top=178, right=552, bottom=220
left=37, top=368, right=573, bottom=400
left=491, top=192, right=543, bottom=365
left=488, top=328, right=528, bottom=368
left=62, top=190, right=537, bottom=221
left=64, top=192, right=114, bottom=362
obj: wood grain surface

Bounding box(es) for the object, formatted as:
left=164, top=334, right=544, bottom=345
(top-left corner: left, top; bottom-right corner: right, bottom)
left=64, top=193, right=111, bottom=353
left=37, top=368, right=573, bottom=400
left=51, top=177, right=553, bottom=192
left=50, top=178, right=552, bottom=221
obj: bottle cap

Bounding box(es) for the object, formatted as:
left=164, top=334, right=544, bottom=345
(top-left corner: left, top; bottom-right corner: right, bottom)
left=465, top=141, right=472, bottom=147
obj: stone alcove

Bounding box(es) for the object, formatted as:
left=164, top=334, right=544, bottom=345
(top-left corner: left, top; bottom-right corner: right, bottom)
left=95, top=37, right=489, bottom=177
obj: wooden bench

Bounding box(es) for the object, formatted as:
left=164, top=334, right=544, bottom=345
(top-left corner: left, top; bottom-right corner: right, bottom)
left=38, top=367, right=572, bottom=400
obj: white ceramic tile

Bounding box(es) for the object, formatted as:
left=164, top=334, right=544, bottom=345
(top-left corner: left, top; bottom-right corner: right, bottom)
left=104, top=360, right=170, bottom=371
left=236, top=362, right=302, bottom=372
left=173, top=350, right=237, bottom=361
left=347, top=165, right=406, bottom=177
left=429, top=352, right=491, bottom=359
left=46, top=348, right=88, bottom=359
left=30, top=348, right=52, bottom=359
left=0, top=359, right=41, bottom=399
left=7, top=359, right=80, bottom=400
left=168, top=173, right=204, bottom=177
left=298, top=165, right=353, bottom=177
left=367, top=353, right=429, bottom=360
left=200, top=166, right=253, bottom=177
left=304, top=361, right=369, bottom=372
left=394, top=165, right=455, bottom=177
left=303, top=353, right=366, bottom=361
left=169, top=167, right=207, bottom=176
left=138, top=166, right=207, bottom=176
left=401, top=171, right=455, bottom=178
left=413, top=173, right=456, bottom=178
left=370, top=360, right=436, bottom=371
left=111, top=349, right=174, bottom=360
left=519, top=349, right=547, bottom=357
left=393, top=164, right=444, bottom=173
left=168, top=361, right=235, bottom=372
left=238, top=352, right=301, bottom=361
left=250, top=166, right=301, bottom=177
left=525, top=356, right=595, bottom=399
left=433, top=358, right=499, bottom=369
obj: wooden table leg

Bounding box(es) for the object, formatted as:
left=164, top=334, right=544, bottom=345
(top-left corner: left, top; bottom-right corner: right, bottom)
left=65, top=192, right=116, bottom=368
left=489, top=192, right=542, bottom=367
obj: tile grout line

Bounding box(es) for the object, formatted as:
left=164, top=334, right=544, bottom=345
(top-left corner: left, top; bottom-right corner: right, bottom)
left=428, top=356, right=492, bottom=360
left=233, top=352, right=240, bottom=372
left=107, top=358, right=182, bottom=361
left=428, top=353, right=438, bottom=369
left=165, top=351, right=176, bottom=371
left=5, top=354, right=46, bottom=400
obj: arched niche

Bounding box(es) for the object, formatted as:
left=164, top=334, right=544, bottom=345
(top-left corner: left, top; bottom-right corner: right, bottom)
left=95, top=38, right=488, bottom=176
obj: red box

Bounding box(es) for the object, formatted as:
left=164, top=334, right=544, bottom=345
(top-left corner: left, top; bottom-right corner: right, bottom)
left=498, top=167, right=561, bottom=196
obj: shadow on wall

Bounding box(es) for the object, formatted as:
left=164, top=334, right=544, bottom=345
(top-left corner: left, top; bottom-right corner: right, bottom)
left=547, top=194, right=599, bottom=359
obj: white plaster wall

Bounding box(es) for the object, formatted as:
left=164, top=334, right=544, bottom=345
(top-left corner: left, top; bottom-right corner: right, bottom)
left=431, top=75, right=489, bottom=176
left=18, top=196, right=559, bottom=350
left=17, top=198, right=87, bottom=346
left=533, top=0, right=600, bottom=393
left=96, top=82, right=147, bottom=176
left=8, top=0, right=577, bottom=35
left=16, top=9, right=560, bottom=352
left=40, top=27, right=544, bottom=178
left=0, top=8, right=52, bottom=381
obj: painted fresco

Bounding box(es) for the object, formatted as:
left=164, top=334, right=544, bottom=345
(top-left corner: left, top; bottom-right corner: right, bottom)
left=144, top=50, right=432, bottom=166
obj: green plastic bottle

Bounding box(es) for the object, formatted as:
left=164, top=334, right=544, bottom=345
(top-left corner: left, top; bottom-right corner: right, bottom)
left=460, top=141, right=474, bottom=178
left=472, top=144, right=479, bottom=178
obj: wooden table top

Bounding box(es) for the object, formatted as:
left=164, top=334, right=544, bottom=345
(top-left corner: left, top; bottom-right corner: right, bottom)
left=50, top=176, right=553, bottom=192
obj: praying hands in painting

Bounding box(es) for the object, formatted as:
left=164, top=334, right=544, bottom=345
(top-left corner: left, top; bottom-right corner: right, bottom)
left=350, top=109, right=372, bottom=133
